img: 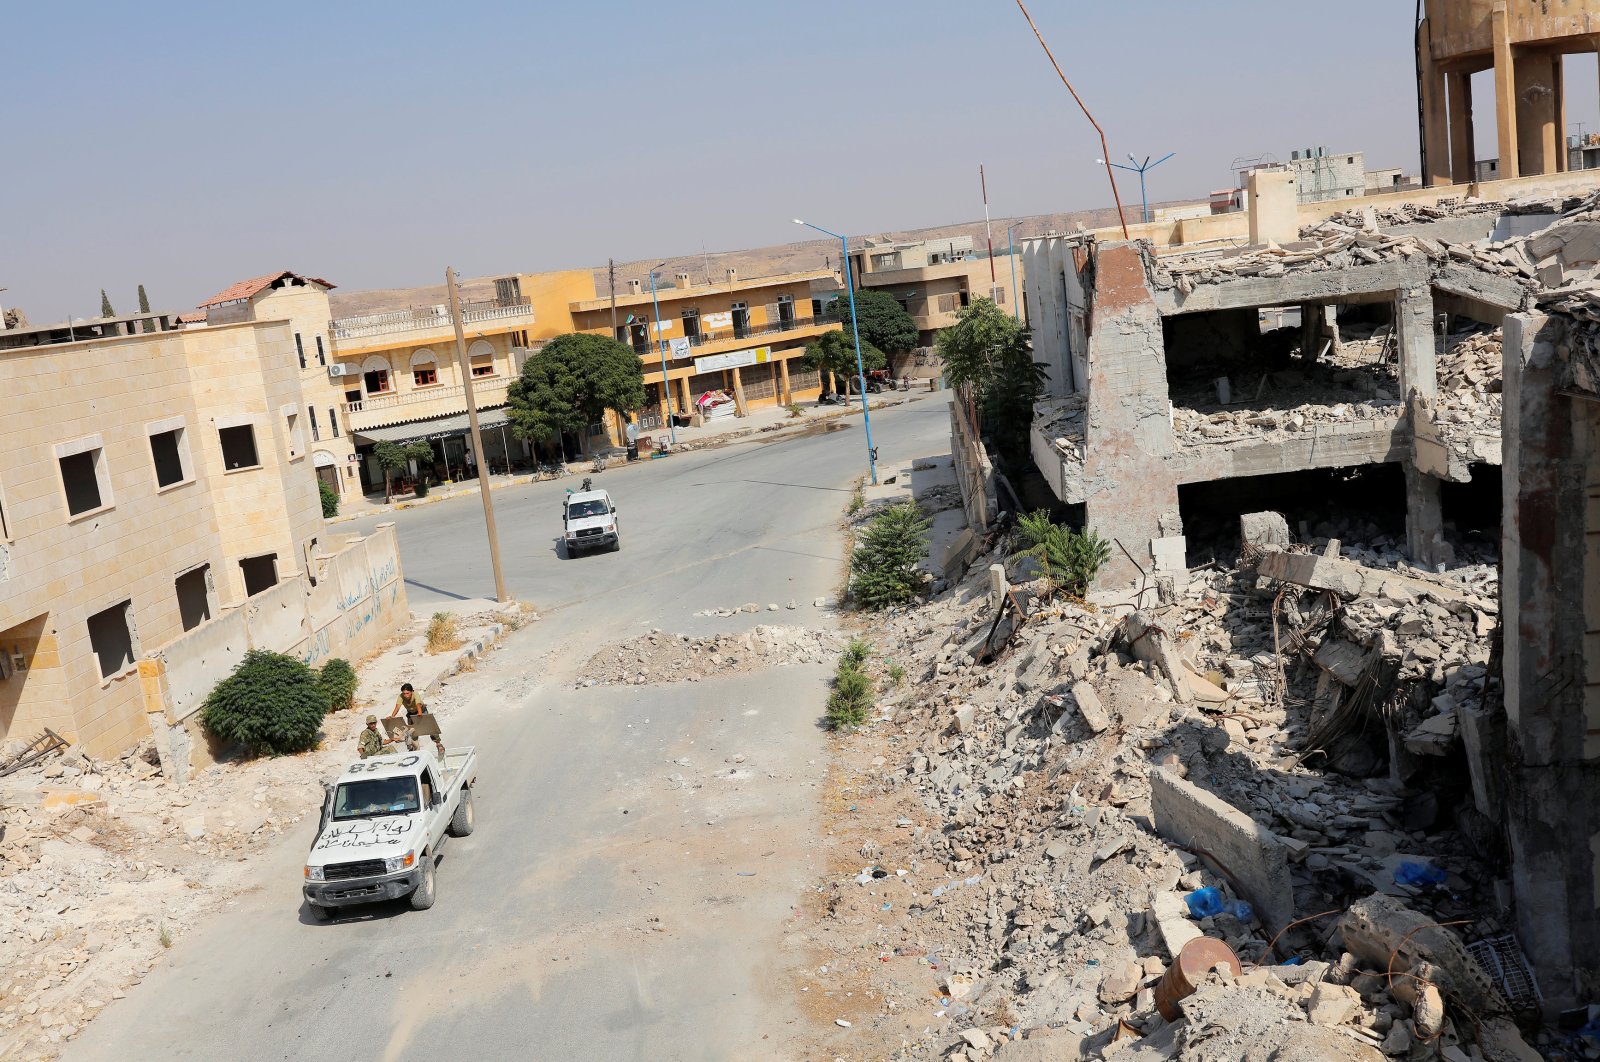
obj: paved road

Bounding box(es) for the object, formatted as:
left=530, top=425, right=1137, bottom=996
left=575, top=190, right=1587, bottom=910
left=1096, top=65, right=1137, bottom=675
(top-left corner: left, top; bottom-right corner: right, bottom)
left=65, top=396, right=951, bottom=1062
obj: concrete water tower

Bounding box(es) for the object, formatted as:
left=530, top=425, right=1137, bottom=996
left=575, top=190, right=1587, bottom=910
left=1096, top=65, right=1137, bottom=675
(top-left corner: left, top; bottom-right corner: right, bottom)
left=1418, top=0, right=1600, bottom=184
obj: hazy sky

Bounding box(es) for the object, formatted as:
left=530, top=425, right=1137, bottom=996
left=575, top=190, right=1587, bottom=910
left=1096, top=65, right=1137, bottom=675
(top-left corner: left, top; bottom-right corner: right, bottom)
left=7, top=1, right=1597, bottom=324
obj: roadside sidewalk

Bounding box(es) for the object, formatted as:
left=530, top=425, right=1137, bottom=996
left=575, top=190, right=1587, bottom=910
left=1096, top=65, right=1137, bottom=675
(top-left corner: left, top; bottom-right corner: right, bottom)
left=329, top=388, right=944, bottom=524
left=0, top=600, right=529, bottom=1060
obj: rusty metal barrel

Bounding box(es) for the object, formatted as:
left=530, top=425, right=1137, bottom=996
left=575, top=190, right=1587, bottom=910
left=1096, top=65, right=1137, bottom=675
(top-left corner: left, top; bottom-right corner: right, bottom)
left=1154, top=937, right=1242, bottom=1021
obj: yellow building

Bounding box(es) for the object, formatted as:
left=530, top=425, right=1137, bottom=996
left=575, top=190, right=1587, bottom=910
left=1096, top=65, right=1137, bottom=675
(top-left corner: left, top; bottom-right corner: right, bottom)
left=568, top=267, right=840, bottom=432
left=0, top=312, right=326, bottom=755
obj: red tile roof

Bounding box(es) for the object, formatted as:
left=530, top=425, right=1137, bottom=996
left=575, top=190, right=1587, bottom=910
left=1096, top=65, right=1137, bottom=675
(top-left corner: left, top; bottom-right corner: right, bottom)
left=198, top=270, right=336, bottom=307
left=176, top=310, right=209, bottom=323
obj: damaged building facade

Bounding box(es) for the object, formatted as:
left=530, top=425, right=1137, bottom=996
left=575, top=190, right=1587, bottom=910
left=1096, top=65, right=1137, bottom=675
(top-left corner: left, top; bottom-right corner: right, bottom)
left=1017, top=169, right=1600, bottom=1008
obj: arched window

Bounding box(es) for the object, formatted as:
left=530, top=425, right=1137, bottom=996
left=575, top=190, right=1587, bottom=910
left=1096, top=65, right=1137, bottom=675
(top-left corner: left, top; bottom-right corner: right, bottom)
left=361, top=355, right=392, bottom=395
left=467, top=340, right=497, bottom=379
left=410, top=349, right=439, bottom=388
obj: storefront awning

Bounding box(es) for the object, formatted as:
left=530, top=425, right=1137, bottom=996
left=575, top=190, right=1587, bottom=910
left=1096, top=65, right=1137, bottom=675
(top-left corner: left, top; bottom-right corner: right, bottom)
left=353, top=407, right=511, bottom=446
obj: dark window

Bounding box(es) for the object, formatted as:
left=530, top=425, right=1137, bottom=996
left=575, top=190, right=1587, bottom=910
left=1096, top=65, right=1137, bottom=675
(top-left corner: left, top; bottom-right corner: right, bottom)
left=682, top=310, right=701, bottom=343
left=295, top=332, right=306, bottom=369
left=219, top=425, right=260, bottom=470
left=811, top=298, right=823, bottom=317
left=414, top=366, right=438, bottom=387
left=364, top=369, right=390, bottom=394
left=150, top=428, right=186, bottom=487
left=310, top=408, right=321, bottom=441
left=329, top=407, right=340, bottom=437
left=315, top=335, right=326, bottom=366
left=472, top=363, right=494, bottom=378
left=240, top=554, right=278, bottom=597
left=175, top=565, right=212, bottom=631
left=344, top=389, right=361, bottom=405
left=60, top=450, right=103, bottom=515
left=958, top=290, right=971, bottom=308
left=87, top=600, right=135, bottom=678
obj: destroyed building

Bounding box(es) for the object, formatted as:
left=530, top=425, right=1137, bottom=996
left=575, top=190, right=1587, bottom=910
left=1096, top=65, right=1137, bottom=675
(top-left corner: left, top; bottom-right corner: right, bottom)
left=1009, top=172, right=1600, bottom=1011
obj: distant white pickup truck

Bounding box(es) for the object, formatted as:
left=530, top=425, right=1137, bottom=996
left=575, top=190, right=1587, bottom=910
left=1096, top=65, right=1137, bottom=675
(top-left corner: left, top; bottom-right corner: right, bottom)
left=302, top=744, right=478, bottom=918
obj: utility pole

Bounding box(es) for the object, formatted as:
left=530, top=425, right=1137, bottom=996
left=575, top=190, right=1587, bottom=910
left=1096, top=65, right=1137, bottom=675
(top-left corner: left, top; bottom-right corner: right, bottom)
left=446, top=266, right=510, bottom=603
left=608, top=258, right=617, bottom=335
left=980, top=164, right=997, bottom=288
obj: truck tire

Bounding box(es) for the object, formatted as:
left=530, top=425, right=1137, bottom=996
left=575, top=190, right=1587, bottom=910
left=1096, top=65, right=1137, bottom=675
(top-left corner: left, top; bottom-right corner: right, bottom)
left=410, top=855, right=436, bottom=911
left=448, top=789, right=475, bottom=837
left=308, top=903, right=332, bottom=922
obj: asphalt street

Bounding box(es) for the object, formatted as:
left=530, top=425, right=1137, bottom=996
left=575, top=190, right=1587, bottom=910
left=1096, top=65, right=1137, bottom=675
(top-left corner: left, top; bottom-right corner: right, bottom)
left=64, top=395, right=952, bottom=1062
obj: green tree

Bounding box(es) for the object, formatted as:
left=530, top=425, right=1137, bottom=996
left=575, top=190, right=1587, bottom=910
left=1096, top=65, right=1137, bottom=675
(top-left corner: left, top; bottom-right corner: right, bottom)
left=1014, top=511, right=1111, bottom=598
left=317, top=658, right=359, bottom=713
left=849, top=502, right=931, bottom=609
left=935, top=297, right=1049, bottom=465
left=100, top=290, right=115, bottom=318
left=137, top=283, right=153, bottom=333
left=374, top=440, right=435, bottom=501
left=318, top=479, right=339, bottom=518
left=507, top=333, right=644, bottom=453
left=802, top=331, right=886, bottom=396
left=827, top=290, right=918, bottom=355
left=201, top=650, right=329, bottom=757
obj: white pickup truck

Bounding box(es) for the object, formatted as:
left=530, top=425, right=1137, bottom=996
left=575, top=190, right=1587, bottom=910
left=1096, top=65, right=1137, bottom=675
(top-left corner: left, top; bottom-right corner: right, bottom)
left=302, top=744, right=478, bottom=918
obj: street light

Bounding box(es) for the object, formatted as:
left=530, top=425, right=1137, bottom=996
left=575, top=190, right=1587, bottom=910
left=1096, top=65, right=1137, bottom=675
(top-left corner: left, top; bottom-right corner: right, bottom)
left=1095, top=152, right=1175, bottom=224
left=1005, top=224, right=1021, bottom=322
left=793, top=218, right=878, bottom=485
left=645, top=263, right=678, bottom=445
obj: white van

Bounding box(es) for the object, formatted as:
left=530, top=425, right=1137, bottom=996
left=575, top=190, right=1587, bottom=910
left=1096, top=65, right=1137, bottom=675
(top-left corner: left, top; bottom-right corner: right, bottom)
left=563, top=489, right=620, bottom=555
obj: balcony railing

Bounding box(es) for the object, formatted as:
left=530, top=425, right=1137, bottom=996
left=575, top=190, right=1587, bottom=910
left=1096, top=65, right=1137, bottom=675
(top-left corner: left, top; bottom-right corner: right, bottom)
left=634, top=315, right=830, bottom=358
left=343, top=377, right=511, bottom=418
left=330, top=297, right=533, bottom=341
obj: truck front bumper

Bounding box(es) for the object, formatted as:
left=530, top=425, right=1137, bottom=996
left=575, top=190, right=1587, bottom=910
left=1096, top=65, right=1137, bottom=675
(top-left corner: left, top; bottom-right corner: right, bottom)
left=567, top=532, right=615, bottom=551
left=304, top=869, right=418, bottom=907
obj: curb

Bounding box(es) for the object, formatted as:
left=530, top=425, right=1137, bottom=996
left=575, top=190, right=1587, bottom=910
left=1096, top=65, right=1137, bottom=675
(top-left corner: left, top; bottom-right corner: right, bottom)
left=421, top=621, right=508, bottom=702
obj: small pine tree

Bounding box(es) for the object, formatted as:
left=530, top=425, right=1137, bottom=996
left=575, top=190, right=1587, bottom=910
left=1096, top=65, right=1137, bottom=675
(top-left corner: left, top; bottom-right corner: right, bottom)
left=201, top=650, right=329, bottom=756
left=318, top=479, right=339, bottom=518
left=848, top=502, right=932, bottom=610
left=137, top=284, right=151, bottom=314
left=826, top=660, right=873, bottom=729
left=100, top=290, right=115, bottom=318
left=317, top=658, right=359, bottom=713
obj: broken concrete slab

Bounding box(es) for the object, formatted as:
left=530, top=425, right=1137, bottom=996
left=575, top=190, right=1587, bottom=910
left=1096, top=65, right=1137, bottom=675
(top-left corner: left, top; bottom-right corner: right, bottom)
left=1257, top=548, right=1470, bottom=602
left=1339, top=895, right=1505, bottom=1014
left=1149, top=892, right=1204, bottom=958
left=1149, top=767, right=1295, bottom=933
left=1070, top=682, right=1110, bottom=733
left=1240, top=511, right=1290, bottom=550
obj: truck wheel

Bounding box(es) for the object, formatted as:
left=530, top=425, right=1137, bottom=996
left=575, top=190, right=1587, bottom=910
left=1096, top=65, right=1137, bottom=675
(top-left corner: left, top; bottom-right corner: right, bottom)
left=611, top=534, right=622, bottom=553
left=448, top=789, right=475, bottom=837
left=410, top=856, right=436, bottom=910
left=308, top=903, right=331, bottom=922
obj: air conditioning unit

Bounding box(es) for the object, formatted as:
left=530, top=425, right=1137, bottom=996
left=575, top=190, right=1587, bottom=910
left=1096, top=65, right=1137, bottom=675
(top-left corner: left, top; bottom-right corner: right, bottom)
left=328, top=363, right=349, bottom=378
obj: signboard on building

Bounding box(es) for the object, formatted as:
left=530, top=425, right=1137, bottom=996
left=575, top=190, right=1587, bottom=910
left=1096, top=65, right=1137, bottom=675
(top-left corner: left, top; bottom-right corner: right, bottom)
left=669, top=337, right=692, bottom=360
left=693, top=346, right=770, bottom=374
left=703, top=311, right=733, bottom=331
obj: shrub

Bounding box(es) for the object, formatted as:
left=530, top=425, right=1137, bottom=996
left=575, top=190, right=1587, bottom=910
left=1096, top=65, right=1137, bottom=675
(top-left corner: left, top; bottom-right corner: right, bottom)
left=785, top=403, right=805, bottom=419
left=317, top=658, right=358, bottom=712
left=887, top=661, right=906, bottom=688
left=826, top=662, right=873, bottom=729
left=844, top=638, right=872, bottom=667
left=847, top=477, right=865, bottom=516
left=1014, top=510, right=1112, bottom=597
left=849, top=502, right=931, bottom=610
left=201, top=649, right=328, bottom=756
left=426, top=612, right=461, bottom=654
left=318, top=480, right=339, bottom=519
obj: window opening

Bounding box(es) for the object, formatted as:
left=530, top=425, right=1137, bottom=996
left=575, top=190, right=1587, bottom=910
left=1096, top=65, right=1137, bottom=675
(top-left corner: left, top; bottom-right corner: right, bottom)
left=219, top=425, right=260, bottom=470
left=60, top=450, right=104, bottom=515
left=175, top=565, right=212, bottom=631
left=87, top=600, right=135, bottom=679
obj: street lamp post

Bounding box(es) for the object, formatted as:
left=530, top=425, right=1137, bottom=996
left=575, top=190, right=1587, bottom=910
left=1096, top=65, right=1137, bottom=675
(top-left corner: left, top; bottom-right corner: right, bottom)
left=645, top=264, right=678, bottom=445
left=1095, top=152, right=1175, bottom=224
left=1005, top=224, right=1021, bottom=321
left=794, top=218, right=878, bottom=485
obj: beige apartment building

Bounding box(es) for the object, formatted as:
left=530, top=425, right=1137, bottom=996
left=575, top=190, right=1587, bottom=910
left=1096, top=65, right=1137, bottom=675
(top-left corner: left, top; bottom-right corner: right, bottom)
left=845, top=235, right=1027, bottom=371
left=0, top=312, right=325, bottom=756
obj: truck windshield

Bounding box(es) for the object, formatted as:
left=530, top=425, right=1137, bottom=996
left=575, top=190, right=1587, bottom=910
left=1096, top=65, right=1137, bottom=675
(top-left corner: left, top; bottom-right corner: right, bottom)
left=332, top=777, right=420, bottom=820
left=568, top=499, right=610, bottom=518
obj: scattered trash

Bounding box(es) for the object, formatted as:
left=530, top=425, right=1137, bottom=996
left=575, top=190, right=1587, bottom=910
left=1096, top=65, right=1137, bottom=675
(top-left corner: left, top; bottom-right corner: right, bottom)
left=1394, top=861, right=1448, bottom=887
left=1184, top=886, right=1253, bottom=922
left=834, top=1018, right=851, bottom=1028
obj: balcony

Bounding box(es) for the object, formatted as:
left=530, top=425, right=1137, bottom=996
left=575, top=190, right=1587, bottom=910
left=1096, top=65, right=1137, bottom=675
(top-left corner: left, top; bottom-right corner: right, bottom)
left=343, top=377, right=511, bottom=432
left=330, top=297, right=534, bottom=342
left=632, top=315, right=834, bottom=358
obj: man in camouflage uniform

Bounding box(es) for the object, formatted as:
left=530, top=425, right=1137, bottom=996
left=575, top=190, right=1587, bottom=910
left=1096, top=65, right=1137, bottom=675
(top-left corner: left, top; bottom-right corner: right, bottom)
left=357, top=715, right=395, bottom=759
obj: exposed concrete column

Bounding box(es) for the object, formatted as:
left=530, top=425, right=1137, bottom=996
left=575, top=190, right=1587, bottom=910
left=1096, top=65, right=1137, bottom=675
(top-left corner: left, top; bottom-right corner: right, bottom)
left=778, top=356, right=792, bottom=405
left=730, top=366, right=748, bottom=416
left=1394, top=287, right=1438, bottom=401
left=1492, top=2, right=1519, bottom=179
left=677, top=375, right=693, bottom=418
left=1420, top=25, right=1453, bottom=186
left=1448, top=70, right=1476, bottom=184
left=1299, top=304, right=1322, bottom=364
left=1499, top=310, right=1600, bottom=1004
left=1556, top=53, right=1569, bottom=172
left=1403, top=464, right=1447, bottom=568
left=1515, top=49, right=1559, bottom=177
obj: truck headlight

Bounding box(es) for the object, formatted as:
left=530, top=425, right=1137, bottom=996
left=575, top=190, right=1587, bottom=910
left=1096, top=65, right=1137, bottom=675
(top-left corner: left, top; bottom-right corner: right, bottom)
left=385, top=851, right=416, bottom=874
left=304, top=865, right=325, bottom=882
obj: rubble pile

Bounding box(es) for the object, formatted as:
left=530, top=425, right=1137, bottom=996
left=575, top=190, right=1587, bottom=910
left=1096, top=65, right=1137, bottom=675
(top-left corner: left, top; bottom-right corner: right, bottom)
left=1434, top=329, right=1502, bottom=428
left=1170, top=368, right=1402, bottom=445
left=1035, top=394, right=1086, bottom=468
left=805, top=524, right=1541, bottom=1060
left=577, top=625, right=843, bottom=687
left=1322, top=197, right=1502, bottom=230
left=1149, top=227, right=1450, bottom=294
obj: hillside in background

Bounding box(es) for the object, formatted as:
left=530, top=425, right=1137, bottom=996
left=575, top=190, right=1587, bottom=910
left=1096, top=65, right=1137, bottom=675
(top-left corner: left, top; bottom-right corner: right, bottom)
left=326, top=204, right=1134, bottom=320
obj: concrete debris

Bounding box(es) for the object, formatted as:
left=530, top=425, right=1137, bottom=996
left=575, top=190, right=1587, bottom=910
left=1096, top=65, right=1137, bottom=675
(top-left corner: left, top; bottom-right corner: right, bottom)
left=576, top=625, right=843, bottom=687
left=799, top=517, right=1542, bottom=1061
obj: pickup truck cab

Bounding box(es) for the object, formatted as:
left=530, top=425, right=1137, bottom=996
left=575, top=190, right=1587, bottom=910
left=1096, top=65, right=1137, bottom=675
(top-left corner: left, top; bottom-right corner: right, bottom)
left=563, top=488, right=620, bottom=555
left=303, top=743, right=477, bottom=918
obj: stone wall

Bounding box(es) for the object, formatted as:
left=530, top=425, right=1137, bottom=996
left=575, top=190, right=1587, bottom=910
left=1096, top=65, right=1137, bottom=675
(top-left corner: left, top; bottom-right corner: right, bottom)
left=138, top=524, right=408, bottom=781
left=950, top=390, right=996, bottom=534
